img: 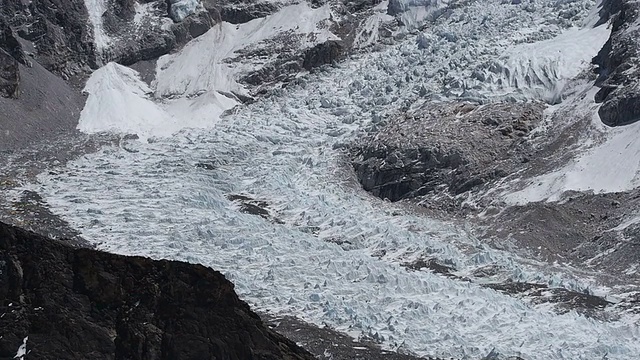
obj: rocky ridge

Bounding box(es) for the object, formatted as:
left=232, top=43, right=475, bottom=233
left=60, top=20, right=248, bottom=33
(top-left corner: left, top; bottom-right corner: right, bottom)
left=594, top=0, right=640, bottom=126
left=0, top=220, right=314, bottom=360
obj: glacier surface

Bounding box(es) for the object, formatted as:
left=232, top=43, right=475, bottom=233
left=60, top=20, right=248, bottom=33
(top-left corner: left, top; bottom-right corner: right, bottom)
left=27, top=0, right=640, bottom=359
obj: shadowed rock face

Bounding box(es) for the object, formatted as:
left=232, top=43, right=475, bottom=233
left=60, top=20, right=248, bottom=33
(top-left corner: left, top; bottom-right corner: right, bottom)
left=303, top=41, right=345, bottom=71
left=0, top=221, right=314, bottom=360
left=593, top=0, right=640, bottom=126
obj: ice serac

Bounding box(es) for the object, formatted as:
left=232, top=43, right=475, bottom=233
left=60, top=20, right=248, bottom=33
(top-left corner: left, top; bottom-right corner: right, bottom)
left=480, top=25, right=611, bottom=103
left=388, top=0, right=450, bottom=29
left=169, top=0, right=202, bottom=22
left=0, top=221, right=314, bottom=360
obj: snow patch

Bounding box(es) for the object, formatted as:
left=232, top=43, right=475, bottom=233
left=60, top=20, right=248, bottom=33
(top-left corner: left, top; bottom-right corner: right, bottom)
left=14, top=336, right=27, bottom=360
left=78, top=62, right=239, bottom=140
left=505, top=117, right=640, bottom=204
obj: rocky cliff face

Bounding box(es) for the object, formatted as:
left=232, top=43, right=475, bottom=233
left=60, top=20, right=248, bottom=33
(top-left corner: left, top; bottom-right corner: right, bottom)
left=594, top=0, right=640, bottom=126
left=0, top=17, right=29, bottom=99
left=0, top=0, right=216, bottom=82
left=0, top=221, right=314, bottom=360
left=0, top=0, right=94, bottom=79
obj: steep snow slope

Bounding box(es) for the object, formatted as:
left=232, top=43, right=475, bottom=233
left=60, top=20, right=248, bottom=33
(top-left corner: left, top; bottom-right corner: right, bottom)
left=80, top=3, right=338, bottom=138
left=479, top=25, right=610, bottom=102
left=28, top=0, right=640, bottom=359
left=505, top=114, right=640, bottom=204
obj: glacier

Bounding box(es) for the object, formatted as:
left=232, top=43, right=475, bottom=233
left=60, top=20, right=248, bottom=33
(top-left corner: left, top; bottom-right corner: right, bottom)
left=25, top=0, right=640, bottom=359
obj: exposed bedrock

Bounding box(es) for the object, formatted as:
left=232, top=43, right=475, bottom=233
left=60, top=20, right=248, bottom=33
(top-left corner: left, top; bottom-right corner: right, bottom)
left=593, top=0, right=640, bottom=126
left=202, top=0, right=280, bottom=24
left=303, top=40, right=346, bottom=71
left=351, top=102, right=545, bottom=201
left=0, top=0, right=94, bottom=79
left=0, top=49, right=20, bottom=98
left=0, top=16, right=30, bottom=98
left=0, top=221, right=314, bottom=360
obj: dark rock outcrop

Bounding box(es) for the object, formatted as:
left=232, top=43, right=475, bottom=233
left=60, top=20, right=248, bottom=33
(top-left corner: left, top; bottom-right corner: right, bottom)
left=593, top=0, right=640, bottom=126
left=0, top=17, right=30, bottom=98
left=0, top=49, right=19, bottom=98
left=202, top=0, right=280, bottom=24
left=0, top=0, right=94, bottom=79
left=0, top=221, right=314, bottom=360
left=303, top=41, right=345, bottom=71
left=351, top=102, right=544, bottom=202
left=0, top=18, right=29, bottom=67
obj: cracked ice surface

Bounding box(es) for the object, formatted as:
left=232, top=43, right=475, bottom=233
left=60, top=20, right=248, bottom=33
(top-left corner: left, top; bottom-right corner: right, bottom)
left=30, top=0, right=640, bottom=359
left=35, top=80, right=640, bottom=359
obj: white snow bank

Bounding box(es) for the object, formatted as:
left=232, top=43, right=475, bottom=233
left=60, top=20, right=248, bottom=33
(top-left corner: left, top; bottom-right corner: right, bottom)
left=155, top=2, right=337, bottom=97
left=505, top=117, right=640, bottom=204
left=79, top=62, right=239, bottom=140
left=78, top=63, right=179, bottom=140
